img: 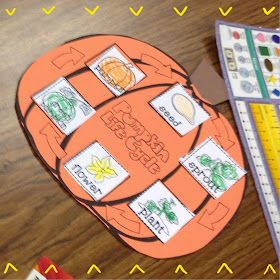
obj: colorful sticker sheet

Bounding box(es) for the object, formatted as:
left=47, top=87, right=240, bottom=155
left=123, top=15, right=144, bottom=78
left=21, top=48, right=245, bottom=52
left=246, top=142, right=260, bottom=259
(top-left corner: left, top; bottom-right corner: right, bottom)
left=216, top=20, right=280, bottom=258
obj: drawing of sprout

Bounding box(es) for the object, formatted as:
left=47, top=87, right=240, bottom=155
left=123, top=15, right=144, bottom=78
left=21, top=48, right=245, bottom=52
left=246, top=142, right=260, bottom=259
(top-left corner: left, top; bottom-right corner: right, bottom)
left=198, top=154, right=238, bottom=192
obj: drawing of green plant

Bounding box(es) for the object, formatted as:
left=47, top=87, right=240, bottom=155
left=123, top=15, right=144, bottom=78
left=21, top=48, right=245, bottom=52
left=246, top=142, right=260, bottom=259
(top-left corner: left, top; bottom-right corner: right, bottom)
left=145, top=198, right=179, bottom=225
left=198, top=154, right=238, bottom=191
left=44, top=91, right=77, bottom=122
left=43, top=87, right=90, bottom=126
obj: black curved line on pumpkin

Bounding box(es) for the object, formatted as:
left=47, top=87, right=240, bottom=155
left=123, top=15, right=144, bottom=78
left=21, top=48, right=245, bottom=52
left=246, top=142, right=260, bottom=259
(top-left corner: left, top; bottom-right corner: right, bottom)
left=95, top=83, right=174, bottom=111
left=16, top=118, right=58, bottom=174
left=65, top=66, right=90, bottom=79
left=189, top=118, right=203, bottom=152
left=131, top=58, right=191, bottom=85
left=189, top=85, right=219, bottom=118
left=63, top=34, right=190, bottom=77
left=113, top=229, right=158, bottom=243
left=18, top=81, right=211, bottom=211
left=75, top=197, right=158, bottom=242
left=54, top=88, right=207, bottom=207
left=161, top=164, right=182, bottom=183
left=23, top=101, right=36, bottom=125
left=193, top=194, right=212, bottom=215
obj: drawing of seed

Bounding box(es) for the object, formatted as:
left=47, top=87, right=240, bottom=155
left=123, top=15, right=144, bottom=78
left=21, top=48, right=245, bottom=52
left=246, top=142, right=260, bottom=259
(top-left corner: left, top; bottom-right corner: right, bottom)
left=172, top=94, right=196, bottom=124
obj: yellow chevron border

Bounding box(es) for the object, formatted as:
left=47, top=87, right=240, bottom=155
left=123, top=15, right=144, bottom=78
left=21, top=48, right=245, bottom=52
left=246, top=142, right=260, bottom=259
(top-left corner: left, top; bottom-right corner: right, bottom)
left=4, top=263, right=18, bottom=274
left=174, top=6, right=189, bottom=16
left=87, top=264, right=102, bottom=274
left=129, top=6, right=143, bottom=16
left=0, top=262, right=278, bottom=275
left=85, top=6, right=100, bottom=15
left=263, top=6, right=276, bottom=15
left=0, top=6, right=279, bottom=17
left=219, top=7, right=233, bottom=17
left=42, top=6, right=56, bottom=15
left=5, top=8, right=16, bottom=16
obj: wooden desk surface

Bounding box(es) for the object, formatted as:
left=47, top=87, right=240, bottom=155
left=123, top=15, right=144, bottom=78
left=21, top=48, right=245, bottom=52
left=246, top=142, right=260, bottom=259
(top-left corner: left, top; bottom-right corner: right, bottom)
left=0, top=0, right=279, bottom=279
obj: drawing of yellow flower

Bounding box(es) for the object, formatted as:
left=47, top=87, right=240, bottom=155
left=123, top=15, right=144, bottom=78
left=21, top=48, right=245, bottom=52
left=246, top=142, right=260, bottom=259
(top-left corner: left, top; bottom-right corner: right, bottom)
left=86, top=156, right=117, bottom=182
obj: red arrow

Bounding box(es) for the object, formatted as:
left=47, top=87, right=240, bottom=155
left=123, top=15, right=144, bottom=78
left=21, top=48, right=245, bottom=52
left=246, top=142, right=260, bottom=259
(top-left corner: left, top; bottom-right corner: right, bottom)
left=40, top=123, right=66, bottom=159
left=106, top=205, right=141, bottom=234
left=198, top=202, right=229, bottom=231
left=52, top=47, right=85, bottom=69
left=141, top=54, right=172, bottom=78
left=211, top=117, right=235, bottom=150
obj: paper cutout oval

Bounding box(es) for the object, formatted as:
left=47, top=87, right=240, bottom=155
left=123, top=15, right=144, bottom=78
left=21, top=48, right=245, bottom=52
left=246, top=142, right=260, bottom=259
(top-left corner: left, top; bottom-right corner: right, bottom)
left=172, top=94, right=196, bottom=124
left=15, top=35, right=245, bottom=259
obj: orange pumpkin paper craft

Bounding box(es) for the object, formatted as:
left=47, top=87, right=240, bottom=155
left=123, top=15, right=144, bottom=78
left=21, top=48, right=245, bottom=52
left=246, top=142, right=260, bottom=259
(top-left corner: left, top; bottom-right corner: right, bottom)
left=98, top=57, right=136, bottom=91
left=16, top=35, right=246, bottom=259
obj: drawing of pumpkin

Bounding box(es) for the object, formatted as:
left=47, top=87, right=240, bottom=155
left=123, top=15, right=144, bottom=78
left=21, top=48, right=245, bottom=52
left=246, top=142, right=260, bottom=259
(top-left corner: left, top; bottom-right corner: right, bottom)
left=98, top=57, right=136, bottom=91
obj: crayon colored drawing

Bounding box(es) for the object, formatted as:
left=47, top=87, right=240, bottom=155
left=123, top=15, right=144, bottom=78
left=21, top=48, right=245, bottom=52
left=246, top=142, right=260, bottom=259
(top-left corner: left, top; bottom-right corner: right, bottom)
left=43, top=91, right=76, bottom=123
left=42, top=87, right=91, bottom=127
left=198, top=154, right=238, bottom=191
left=172, top=94, right=196, bottom=125
left=86, top=156, right=118, bottom=182
left=145, top=198, right=179, bottom=225
left=97, top=57, right=136, bottom=92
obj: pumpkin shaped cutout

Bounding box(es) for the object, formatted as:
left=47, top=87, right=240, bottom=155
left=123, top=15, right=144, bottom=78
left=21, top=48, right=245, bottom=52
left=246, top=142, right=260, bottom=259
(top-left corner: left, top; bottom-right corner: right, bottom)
left=98, top=57, right=136, bottom=91
left=15, top=35, right=246, bottom=259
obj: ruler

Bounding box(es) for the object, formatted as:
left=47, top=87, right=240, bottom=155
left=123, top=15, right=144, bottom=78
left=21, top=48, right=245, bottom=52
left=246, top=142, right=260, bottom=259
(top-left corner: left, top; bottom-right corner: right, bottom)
left=250, top=103, right=280, bottom=192
left=236, top=100, right=280, bottom=253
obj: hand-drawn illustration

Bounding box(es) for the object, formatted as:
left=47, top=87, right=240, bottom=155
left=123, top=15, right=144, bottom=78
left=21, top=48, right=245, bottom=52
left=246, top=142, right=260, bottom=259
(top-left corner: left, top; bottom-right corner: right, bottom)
left=64, top=142, right=129, bottom=201
left=129, top=181, right=194, bottom=243
left=150, top=83, right=209, bottom=136
left=33, top=77, right=95, bottom=135
left=145, top=198, right=179, bottom=225
left=180, top=138, right=246, bottom=199
left=97, top=57, right=136, bottom=92
left=87, top=45, right=145, bottom=96
left=197, top=154, right=238, bottom=191
left=42, top=87, right=91, bottom=130
left=172, top=94, right=196, bottom=124
left=86, top=156, right=118, bottom=182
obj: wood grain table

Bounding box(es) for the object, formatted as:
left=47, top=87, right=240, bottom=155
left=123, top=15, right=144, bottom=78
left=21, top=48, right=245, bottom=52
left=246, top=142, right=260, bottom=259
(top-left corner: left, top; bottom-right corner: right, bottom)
left=0, top=0, right=279, bottom=279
